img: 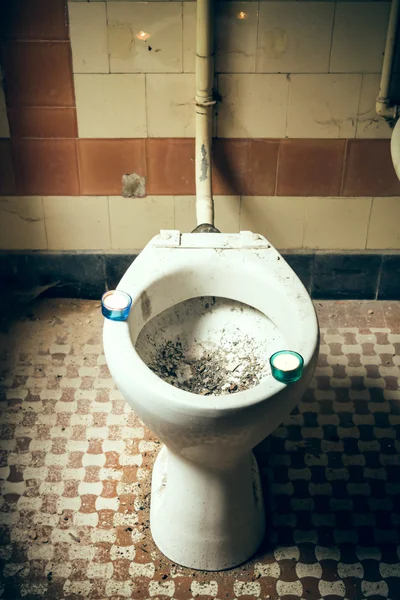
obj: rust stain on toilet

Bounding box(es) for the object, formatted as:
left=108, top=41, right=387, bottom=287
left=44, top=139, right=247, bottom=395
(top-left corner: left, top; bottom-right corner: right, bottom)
left=140, top=291, right=152, bottom=321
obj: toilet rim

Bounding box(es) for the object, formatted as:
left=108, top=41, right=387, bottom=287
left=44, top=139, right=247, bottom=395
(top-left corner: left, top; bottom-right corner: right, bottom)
left=103, top=305, right=318, bottom=416
left=103, top=234, right=319, bottom=414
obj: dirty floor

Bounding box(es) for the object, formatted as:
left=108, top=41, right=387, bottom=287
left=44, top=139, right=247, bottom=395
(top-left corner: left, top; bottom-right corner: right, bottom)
left=0, top=299, right=400, bottom=600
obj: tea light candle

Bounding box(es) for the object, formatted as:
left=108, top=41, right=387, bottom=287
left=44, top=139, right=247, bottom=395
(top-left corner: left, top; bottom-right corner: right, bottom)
left=272, top=353, right=300, bottom=371
left=270, top=350, right=303, bottom=384
left=101, top=290, right=132, bottom=321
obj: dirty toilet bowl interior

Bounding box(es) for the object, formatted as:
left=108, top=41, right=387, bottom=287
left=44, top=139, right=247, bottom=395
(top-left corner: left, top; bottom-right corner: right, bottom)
left=135, top=295, right=288, bottom=397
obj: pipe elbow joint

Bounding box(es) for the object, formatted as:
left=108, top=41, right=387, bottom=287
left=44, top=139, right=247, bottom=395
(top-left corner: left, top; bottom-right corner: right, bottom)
left=376, top=97, right=398, bottom=120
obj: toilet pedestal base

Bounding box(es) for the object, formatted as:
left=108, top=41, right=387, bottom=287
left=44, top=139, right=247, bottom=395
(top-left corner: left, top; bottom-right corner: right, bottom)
left=150, top=446, right=265, bottom=571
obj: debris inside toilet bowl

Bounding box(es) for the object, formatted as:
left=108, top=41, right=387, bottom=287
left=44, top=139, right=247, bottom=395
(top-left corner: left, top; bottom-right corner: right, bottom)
left=135, top=296, right=287, bottom=397
left=148, top=336, right=268, bottom=395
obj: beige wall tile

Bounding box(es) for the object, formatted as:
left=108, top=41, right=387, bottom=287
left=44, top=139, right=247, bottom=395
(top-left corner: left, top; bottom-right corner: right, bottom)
left=367, top=197, right=400, bottom=249
left=147, top=74, right=195, bottom=137
left=240, top=197, right=305, bottom=249
left=174, top=195, right=240, bottom=233
left=304, top=197, right=371, bottom=250
left=214, top=195, right=240, bottom=232
left=0, top=197, right=46, bottom=250
left=43, top=196, right=110, bottom=250
left=216, top=2, right=258, bottom=73
left=287, top=74, right=361, bottom=138
left=183, top=3, right=196, bottom=73
left=330, top=2, right=390, bottom=73
left=110, top=196, right=174, bottom=249
left=68, top=2, right=109, bottom=74
left=218, top=74, right=289, bottom=138
left=74, top=74, right=146, bottom=138
left=356, top=74, right=392, bottom=139
left=257, top=2, right=334, bottom=74
left=108, top=2, right=182, bottom=73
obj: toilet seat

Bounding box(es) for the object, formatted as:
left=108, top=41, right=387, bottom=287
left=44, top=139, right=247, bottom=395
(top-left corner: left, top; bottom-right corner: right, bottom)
left=103, top=230, right=318, bottom=416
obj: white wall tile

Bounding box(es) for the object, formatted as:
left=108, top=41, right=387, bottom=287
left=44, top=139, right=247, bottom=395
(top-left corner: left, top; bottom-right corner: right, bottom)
left=218, top=74, right=289, bottom=137
left=147, top=74, right=195, bottom=137
left=240, top=197, right=305, bottom=249
left=74, top=74, right=146, bottom=138
left=367, top=197, right=400, bottom=249
left=68, top=2, right=109, bottom=74
left=43, top=196, right=110, bottom=250
left=356, top=74, right=392, bottom=139
left=174, top=195, right=240, bottom=232
left=287, top=74, right=362, bottom=138
left=330, top=2, right=390, bottom=73
left=304, top=197, right=371, bottom=250
left=183, top=3, right=196, bottom=73
left=0, top=197, right=46, bottom=250
left=110, top=196, right=174, bottom=249
left=216, top=2, right=258, bottom=73
left=257, top=2, right=334, bottom=73
left=107, top=2, right=182, bottom=73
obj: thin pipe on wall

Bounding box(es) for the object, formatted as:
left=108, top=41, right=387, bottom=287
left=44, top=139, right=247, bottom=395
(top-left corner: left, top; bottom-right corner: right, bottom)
left=376, top=0, right=400, bottom=119
left=195, top=0, right=215, bottom=226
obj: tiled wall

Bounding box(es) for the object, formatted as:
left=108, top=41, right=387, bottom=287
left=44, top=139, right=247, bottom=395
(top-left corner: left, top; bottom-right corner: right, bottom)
left=0, top=0, right=400, bottom=252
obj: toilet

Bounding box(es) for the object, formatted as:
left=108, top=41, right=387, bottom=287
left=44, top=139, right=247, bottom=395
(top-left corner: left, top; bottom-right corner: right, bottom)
left=103, top=229, right=319, bottom=571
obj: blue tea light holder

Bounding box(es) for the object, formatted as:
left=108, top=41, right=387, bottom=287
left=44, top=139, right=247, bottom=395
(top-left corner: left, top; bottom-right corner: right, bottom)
left=270, top=350, right=304, bottom=384
left=101, top=290, right=132, bottom=321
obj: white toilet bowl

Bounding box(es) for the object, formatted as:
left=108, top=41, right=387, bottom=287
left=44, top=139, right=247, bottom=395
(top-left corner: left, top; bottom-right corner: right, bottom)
left=103, top=230, right=319, bottom=571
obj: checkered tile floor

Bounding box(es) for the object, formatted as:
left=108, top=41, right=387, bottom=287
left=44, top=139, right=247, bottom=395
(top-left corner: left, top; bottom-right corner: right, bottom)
left=0, top=299, right=399, bottom=600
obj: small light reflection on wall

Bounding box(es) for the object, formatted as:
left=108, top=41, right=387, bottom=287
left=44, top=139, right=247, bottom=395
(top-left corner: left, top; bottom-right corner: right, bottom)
left=136, top=31, right=151, bottom=41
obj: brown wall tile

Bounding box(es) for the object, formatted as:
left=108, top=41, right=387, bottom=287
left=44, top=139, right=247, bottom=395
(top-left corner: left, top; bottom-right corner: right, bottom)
left=1, top=42, right=75, bottom=107
left=12, top=139, right=79, bottom=195
left=0, top=139, right=15, bottom=194
left=0, top=0, right=68, bottom=41
left=212, top=139, right=248, bottom=196
left=342, top=139, right=400, bottom=197
left=146, top=139, right=195, bottom=195
left=8, top=107, right=77, bottom=138
left=213, top=139, right=278, bottom=196
left=277, top=139, right=346, bottom=197
left=246, top=139, right=279, bottom=195
left=78, top=139, right=145, bottom=195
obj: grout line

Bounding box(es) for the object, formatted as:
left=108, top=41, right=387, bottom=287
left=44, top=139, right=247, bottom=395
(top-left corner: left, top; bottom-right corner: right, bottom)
left=144, top=74, right=149, bottom=137
left=274, top=140, right=281, bottom=196
left=107, top=195, right=113, bottom=252
left=354, top=73, right=364, bottom=139
left=308, top=253, right=315, bottom=297
left=41, top=196, right=49, bottom=251
left=301, top=196, right=308, bottom=249
left=364, top=196, right=374, bottom=251
left=105, top=0, right=111, bottom=74
left=339, top=139, right=348, bottom=196
left=254, top=1, right=260, bottom=74
left=284, top=73, right=291, bottom=138
left=375, top=255, right=383, bottom=300
left=74, top=138, right=82, bottom=196
left=327, top=1, right=337, bottom=74
left=181, top=1, right=184, bottom=74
